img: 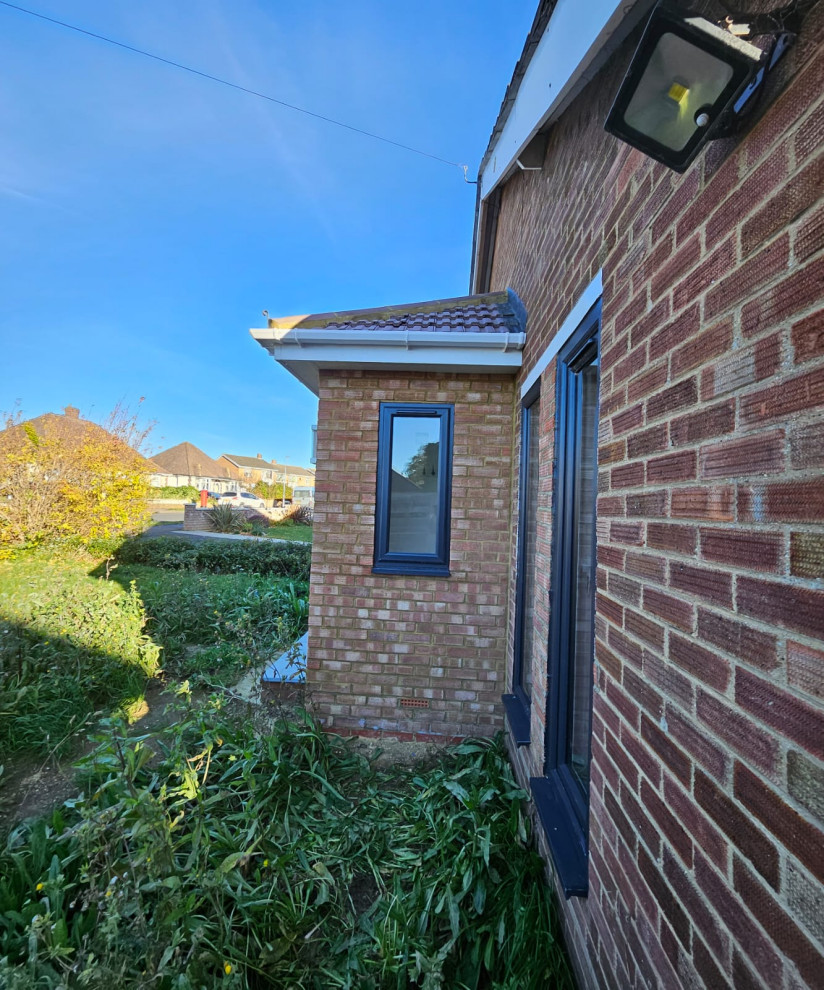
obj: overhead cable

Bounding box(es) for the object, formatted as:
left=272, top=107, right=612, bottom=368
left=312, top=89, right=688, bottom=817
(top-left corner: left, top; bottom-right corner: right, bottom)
left=0, top=0, right=471, bottom=174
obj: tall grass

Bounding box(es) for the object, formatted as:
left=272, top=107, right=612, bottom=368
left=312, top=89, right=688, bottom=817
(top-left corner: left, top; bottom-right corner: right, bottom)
left=114, top=564, right=308, bottom=683
left=0, top=708, right=574, bottom=989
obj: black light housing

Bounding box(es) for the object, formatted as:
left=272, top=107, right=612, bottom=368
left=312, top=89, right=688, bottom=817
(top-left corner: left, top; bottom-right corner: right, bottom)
left=605, top=3, right=767, bottom=172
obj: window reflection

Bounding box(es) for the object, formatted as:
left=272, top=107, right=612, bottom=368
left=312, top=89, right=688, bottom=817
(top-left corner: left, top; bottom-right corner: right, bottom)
left=388, top=417, right=441, bottom=554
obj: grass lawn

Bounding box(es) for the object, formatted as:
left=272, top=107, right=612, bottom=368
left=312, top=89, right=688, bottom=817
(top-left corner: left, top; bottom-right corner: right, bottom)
left=264, top=522, right=313, bottom=542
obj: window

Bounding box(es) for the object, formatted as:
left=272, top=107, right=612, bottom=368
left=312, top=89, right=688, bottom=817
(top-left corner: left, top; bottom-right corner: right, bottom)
left=373, top=403, right=453, bottom=576
left=502, top=381, right=541, bottom=745
left=530, top=300, right=600, bottom=899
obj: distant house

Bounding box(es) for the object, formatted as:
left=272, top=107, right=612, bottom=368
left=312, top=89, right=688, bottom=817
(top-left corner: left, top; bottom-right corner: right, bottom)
left=150, top=442, right=233, bottom=492
left=270, top=461, right=315, bottom=489
left=218, top=453, right=278, bottom=485
left=250, top=2, right=824, bottom=988
left=219, top=453, right=315, bottom=490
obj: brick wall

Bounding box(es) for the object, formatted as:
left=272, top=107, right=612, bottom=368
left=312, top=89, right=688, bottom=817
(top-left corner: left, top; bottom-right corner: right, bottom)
left=182, top=504, right=273, bottom=530
left=309, top=370, right=515, bottom=739
left=487, top=17, right=824, bottom=990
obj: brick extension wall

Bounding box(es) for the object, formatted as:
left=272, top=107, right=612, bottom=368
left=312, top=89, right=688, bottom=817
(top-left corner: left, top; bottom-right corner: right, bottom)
left=487, top=20, right=824, bottom=990
left=308, top=370, right=515, bottom=739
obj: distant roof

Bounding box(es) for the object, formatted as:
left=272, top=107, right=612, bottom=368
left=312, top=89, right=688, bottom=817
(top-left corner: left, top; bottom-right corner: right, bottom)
left=153, top=442, right=229, bottom=479
left=261, top=289, right=527, bottom=335
left=221, top=453, right=278, bottom=470
left=2, top=406, right=158, bottom=470
left=272, top=462, right=315, bottom=476
left=251, top=290, right=527, bottom=395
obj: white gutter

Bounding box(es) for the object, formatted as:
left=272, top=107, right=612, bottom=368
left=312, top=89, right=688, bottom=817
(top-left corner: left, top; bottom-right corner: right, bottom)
left=251, top=328, right=526, bottom=352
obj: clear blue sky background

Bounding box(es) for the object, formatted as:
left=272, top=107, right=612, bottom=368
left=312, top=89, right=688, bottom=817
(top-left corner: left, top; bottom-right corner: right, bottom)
left=1, top=0, right=536, bottom=468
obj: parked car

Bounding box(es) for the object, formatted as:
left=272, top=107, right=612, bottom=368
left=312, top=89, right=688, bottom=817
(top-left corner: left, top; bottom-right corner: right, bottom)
left=218, top=491, right=266, bottom=509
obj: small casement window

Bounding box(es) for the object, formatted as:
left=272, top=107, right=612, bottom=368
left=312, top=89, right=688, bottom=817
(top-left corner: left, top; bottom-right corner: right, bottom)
left=373, top=403, right=453, bottom=577
left=530, top=299, right=601, bottom=899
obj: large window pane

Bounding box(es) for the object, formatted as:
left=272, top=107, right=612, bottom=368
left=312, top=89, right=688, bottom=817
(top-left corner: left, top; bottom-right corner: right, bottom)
left=388, top=416, right=441, bottom=554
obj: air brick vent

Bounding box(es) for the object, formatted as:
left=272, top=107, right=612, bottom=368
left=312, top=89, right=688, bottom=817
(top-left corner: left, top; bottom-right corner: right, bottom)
left=399, top=698, right=430, bottom=709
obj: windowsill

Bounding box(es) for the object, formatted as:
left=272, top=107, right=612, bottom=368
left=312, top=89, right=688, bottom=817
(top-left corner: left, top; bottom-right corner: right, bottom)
left=372, top=563, right=450, bottom=577
left=529, top=774, right=589, bottom=898
left=502, top=694, right=531, bottom=746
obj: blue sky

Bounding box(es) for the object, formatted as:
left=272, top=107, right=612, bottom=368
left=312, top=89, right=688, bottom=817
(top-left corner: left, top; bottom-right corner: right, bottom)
left=1, top=0, right=536, bottom=468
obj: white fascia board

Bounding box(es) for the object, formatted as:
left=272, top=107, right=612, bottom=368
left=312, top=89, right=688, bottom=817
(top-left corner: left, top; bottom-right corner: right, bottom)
left=479, top=0, right=655, bottom=201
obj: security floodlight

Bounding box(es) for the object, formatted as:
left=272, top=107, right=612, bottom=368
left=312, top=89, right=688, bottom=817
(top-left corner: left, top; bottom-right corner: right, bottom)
left=605, top=3, right=770, bottom=172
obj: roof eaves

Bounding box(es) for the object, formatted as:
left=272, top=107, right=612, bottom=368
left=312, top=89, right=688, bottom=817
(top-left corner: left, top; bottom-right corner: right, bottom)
left=261, top=288, right=525, bottom=333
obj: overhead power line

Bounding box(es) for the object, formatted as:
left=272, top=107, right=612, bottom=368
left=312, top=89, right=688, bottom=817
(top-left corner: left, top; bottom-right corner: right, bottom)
left=0, top=0, right=470, bottom=174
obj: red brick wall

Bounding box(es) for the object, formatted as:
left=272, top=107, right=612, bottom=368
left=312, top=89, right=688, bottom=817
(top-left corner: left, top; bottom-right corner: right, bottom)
left=308, top=370, right=516, bottom=739
left=487, top=18, right=824, bottom=990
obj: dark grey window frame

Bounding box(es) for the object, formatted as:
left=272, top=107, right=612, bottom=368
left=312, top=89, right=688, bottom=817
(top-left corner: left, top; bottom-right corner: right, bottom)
left=530, top=299, right=601, bottom=899
left=502, top=379, right=541, bottom=746
left=373, top=402, right=453, bottom=577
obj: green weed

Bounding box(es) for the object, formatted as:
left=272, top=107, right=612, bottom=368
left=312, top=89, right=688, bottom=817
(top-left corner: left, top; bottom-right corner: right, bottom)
left=0, top=709, right=574, bottom=989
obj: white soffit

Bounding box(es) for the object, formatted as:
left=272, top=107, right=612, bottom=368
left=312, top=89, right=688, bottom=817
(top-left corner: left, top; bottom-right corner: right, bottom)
left=479, top=0, right=656, bottom=201
left=250, top=328, right=526, bottom=396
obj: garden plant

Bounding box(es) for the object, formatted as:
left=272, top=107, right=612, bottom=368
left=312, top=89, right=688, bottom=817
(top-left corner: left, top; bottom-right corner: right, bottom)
left=0, top=706, right=574, bottom=989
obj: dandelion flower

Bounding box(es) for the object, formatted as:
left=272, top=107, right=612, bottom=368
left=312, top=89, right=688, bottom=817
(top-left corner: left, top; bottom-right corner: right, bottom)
left=36, top=883, right=44, bottom=891
left=224, top=962, right=233, bottom=975
left=263, top=859, right=269, bottom=867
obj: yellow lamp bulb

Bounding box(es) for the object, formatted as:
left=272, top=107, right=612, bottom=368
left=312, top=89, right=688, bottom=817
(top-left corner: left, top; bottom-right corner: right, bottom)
left=667, top=82, right=690, bottom=106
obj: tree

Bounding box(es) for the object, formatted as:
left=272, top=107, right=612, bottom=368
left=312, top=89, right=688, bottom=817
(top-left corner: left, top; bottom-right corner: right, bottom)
left=252, top=480, right=292, bottom=502
left=0, top=402, right=154, bottom=548
left=404, top=442, right=439, bottom=489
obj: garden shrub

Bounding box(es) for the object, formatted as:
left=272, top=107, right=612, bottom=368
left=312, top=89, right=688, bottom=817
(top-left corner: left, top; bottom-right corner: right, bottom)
left=0, top=405, right=153, bottom=549
left=206, top=503, right=245, bottom=533
left=0, top=574, right=160, bottom=755
left=278, top=503, right=313, bottom=526
left=115, top=537, right=311, bottom=581
left=0, top=710, right=573, bottom=989
left=151, top=485, right=200, bottom=500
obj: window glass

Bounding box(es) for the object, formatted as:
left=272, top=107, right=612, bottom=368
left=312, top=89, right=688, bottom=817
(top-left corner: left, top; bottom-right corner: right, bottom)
left=567, top=361, right=599, bottom=791
left=388, top=416, right=441, bottom=554
left=520, top=394, right=541, bottom=700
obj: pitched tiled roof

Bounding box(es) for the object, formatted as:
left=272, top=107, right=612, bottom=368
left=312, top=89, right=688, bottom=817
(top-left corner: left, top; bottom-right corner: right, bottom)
left=153, top=442, right=229, bottom=478
left=221, top=453, right=278, bottom=470
left=272, top=462, right=315, bottom=476
left=263, top=288, right=526, bottom=336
